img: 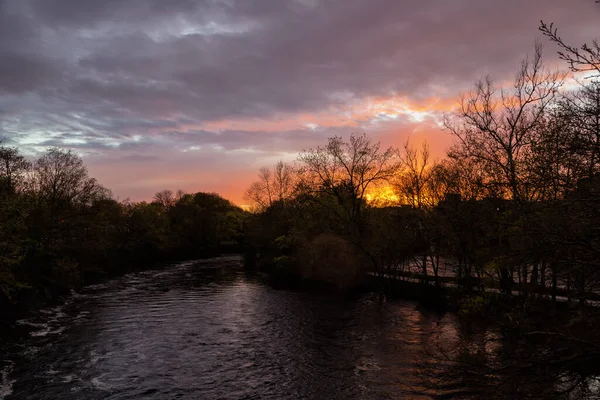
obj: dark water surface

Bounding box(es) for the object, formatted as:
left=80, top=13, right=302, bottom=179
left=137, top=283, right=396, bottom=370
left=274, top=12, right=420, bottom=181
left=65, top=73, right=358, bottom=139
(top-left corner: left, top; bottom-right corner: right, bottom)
left=0, top=257, right=591, bottom=399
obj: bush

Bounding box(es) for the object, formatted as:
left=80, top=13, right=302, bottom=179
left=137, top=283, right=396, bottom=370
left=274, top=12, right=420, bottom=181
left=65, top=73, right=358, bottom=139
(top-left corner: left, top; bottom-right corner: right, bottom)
left=298, top=233, right=362, bottom=289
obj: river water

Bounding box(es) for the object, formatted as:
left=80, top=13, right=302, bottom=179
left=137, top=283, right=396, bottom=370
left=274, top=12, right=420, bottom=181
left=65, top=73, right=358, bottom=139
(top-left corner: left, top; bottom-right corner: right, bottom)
left=0, top=256, right=595, bottom=399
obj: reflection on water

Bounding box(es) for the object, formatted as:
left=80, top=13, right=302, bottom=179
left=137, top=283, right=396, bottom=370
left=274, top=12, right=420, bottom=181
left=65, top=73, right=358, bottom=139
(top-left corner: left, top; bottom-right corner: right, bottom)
left=0, top=256, right=596, bottom=399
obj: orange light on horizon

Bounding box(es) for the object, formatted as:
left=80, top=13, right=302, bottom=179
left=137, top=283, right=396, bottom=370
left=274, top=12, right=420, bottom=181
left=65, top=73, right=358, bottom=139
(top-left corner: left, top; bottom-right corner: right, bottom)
left=364, top=184, right=400, bottom=207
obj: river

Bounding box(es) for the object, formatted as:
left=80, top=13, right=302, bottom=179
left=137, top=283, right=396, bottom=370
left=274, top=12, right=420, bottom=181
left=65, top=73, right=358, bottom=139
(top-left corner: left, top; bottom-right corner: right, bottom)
left=0, top=256, right=595, bottom=399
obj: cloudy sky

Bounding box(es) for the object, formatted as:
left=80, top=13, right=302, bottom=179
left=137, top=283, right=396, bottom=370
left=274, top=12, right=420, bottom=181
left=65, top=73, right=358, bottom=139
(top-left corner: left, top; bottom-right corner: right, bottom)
left=1, top=0, right=598, bottom=204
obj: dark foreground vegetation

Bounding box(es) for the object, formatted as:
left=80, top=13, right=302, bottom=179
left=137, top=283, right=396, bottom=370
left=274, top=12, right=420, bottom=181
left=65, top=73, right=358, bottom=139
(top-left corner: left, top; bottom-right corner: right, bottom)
left=241, top=23, right=600, bottom=397
left=0, top=146, right=246, bottom=321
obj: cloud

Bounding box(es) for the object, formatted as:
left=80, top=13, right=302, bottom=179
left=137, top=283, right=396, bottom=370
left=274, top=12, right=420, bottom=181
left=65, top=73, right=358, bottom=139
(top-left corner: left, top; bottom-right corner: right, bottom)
left=1, top=0, right=599, bottom=203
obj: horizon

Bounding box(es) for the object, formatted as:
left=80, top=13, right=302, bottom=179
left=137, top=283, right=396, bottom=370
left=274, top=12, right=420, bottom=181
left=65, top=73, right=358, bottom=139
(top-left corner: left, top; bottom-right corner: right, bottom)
left=2, top=0, right=599, bottom=205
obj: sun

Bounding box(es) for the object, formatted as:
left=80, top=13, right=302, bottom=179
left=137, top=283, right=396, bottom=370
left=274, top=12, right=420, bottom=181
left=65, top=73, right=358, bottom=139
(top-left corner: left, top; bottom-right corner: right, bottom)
left=364, top=185, right=399, bottom=207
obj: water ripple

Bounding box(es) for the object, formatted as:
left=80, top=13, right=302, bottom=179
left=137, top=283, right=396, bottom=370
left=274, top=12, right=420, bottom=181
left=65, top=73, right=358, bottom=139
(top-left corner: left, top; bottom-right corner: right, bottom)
left=0, top=256, right=505, bottom=399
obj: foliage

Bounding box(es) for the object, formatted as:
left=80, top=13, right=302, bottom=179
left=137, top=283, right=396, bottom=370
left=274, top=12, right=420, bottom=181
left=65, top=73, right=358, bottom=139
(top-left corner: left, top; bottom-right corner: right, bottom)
left=243, top=36, right=600, bottom=310
left=0, top=146, right=247, bottom=318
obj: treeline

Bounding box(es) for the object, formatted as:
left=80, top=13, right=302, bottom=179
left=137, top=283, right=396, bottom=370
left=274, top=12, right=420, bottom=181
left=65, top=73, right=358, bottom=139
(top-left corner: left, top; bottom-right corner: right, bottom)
left=0, top=147, right=246, bottom=319
left=244, top=26, right=600, bottom=306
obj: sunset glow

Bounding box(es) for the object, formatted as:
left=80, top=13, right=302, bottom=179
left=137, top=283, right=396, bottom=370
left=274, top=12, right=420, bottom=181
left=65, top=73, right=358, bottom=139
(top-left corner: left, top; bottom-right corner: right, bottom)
left=197, top=95, right=453, bottom=134
left=1, top=0, right=597, bottom=205
left=364, top=185, right=401, bottom=207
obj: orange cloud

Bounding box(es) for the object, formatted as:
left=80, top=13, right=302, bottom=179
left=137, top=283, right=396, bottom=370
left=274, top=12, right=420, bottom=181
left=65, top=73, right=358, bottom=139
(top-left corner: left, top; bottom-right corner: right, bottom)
left=87, top=94, right=459, bottom=205
left=184, top=95, right=457, bottom=134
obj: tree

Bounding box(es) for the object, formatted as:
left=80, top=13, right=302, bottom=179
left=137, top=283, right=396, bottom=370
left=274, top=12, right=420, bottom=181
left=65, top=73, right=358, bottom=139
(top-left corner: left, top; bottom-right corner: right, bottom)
left=244, top=161, right=295, bottom=211
left=0, top=145, right=30, bottom=196
left=527, top=107, right=578, bottom=200
left=0, top=188, right=30, bottom=304
left=298, top=133, right=400, bottom=224
left=563, top=82, right=600, bottom=180
left=445, top=44, right=563, bottom=201
left=394, top=140, right=437, bottom=209
left=154, top=189, right=175, bottom=208
left=32, top=148, right=109, bottom=206
left=540, top=21, right=600, bottom=77
left=432, top=157, right=490, bottom=201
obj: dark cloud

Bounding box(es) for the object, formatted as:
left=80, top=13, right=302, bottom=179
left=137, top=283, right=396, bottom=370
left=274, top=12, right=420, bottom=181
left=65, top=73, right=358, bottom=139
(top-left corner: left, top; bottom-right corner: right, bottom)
left=1, top=0, right=599, bottom=202
left=0, top=2, right=63, bottom=93
left=0, top=52, right=62, bottom=93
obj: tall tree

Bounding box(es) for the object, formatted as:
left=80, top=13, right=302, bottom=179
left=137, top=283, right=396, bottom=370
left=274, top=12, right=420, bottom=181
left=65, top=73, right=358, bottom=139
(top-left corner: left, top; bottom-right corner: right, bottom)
left=298, top=133, right=400, bottom=223
left=244, top=161, right=295, bottom=211
left=33, top=148, right=109, bottom=207
left=154, top=189, right=175, bottom=208
left=445, top=44, right=563, bottom=201
left=394, top=140, right=436, bottom=209
left=433, top=157, right=489, bottom=201
left=564, top=82, right=600, bottom=179
left=0, top=145, right=30, bottom=196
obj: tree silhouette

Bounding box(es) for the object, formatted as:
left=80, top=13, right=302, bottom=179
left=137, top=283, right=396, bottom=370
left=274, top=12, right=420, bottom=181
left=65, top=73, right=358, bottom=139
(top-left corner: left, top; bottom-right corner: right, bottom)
left=445, top=44, right=563, bottom=201
left=540, top=21, right=600, bottom=77
left=0, top=145, right=30, bottom=196
left=244, top=161, right=295, bottom=211
left=33, top=148, right=109, bottom=207
left=299, top=133, right=400, bottom=224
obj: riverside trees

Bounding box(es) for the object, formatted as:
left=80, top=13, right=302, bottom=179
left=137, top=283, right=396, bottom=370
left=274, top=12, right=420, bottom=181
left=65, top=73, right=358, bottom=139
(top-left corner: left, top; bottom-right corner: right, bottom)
left=444, top=43, right=563, bottom=202
left=244, top=39, right=600, bottom=306
left=243, top=161, right=296, bottom=212
left=0, top=146, right=246, bottom=319
left=298, top=133, right=400, bottom=226
left=244, top=133, right=401, bottom=287
left=0, top=145, right=30, bottom=196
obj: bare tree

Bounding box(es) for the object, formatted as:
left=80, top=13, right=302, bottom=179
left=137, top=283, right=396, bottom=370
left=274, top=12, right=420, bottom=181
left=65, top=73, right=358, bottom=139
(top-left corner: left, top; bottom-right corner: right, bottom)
left=175, top=189, right=186, bottom=201
left=154, top=189, right=175, bottom=208
left=298, top=133, right=400, bottom=222
left=527, top=109, right=578, bottom=200
left=394, top=140, right=436, bottom=209
left=540, top=21, right=600, bottom=77
left=444, top=44, right=564, bottom=201
left=432, top=157, right=490, bottom=201
left=393, top=140, right=451, bottom=285
left=244, top=160, right=295, bottom=211
left=523, top=81, right=600, bottom=203
left=565, top=82, right=600, bottom=178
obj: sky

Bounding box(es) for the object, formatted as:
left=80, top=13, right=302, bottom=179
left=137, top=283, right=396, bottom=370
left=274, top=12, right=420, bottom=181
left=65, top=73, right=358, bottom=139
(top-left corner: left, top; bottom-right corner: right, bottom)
left=1, top=0, right=599, bottom=205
